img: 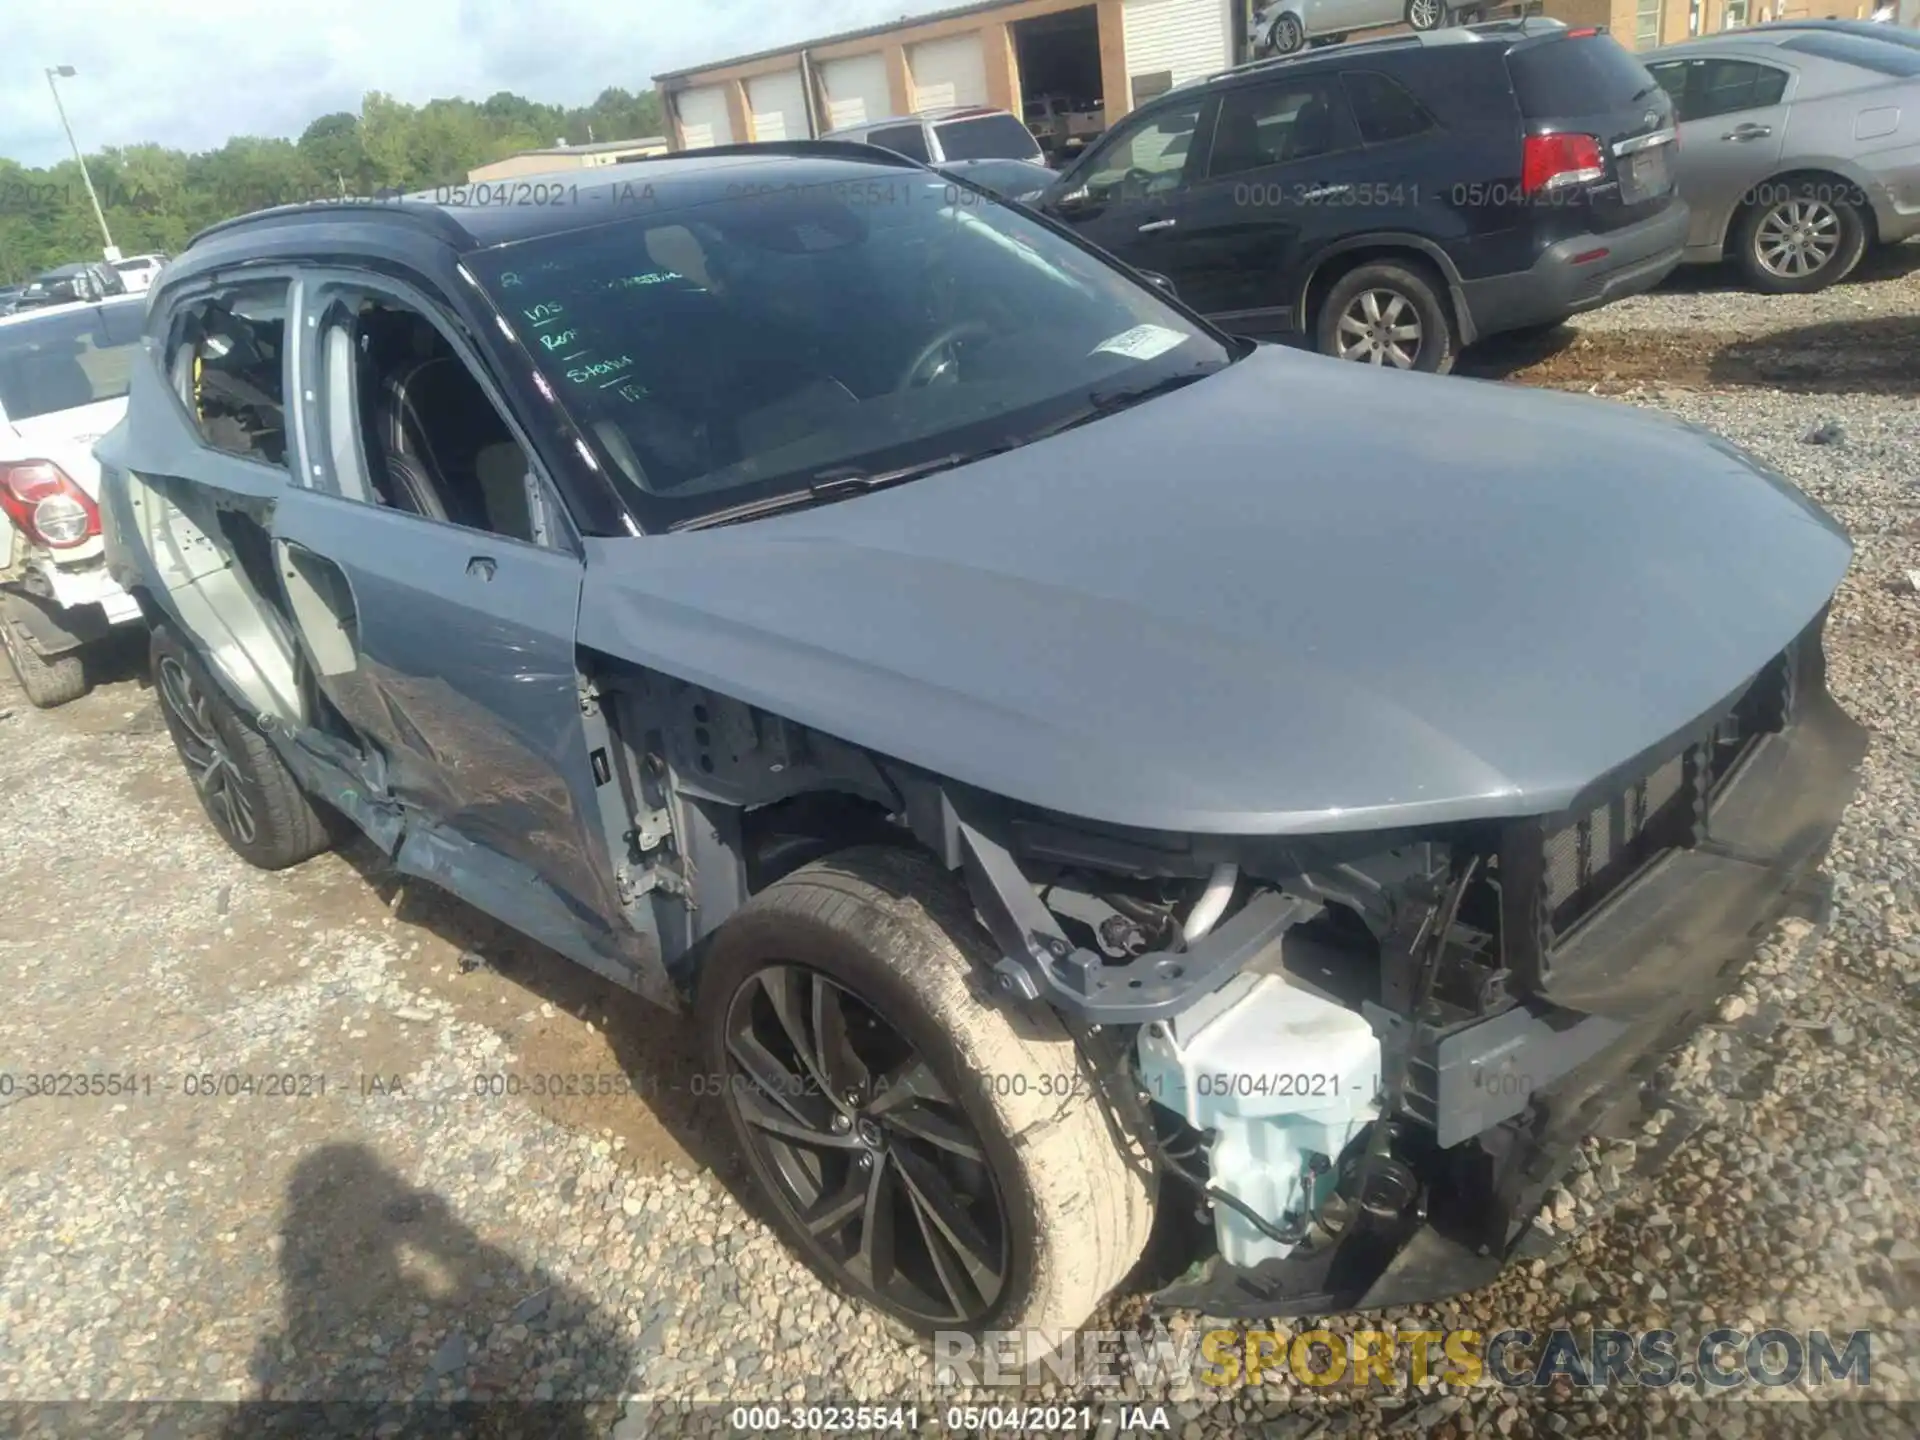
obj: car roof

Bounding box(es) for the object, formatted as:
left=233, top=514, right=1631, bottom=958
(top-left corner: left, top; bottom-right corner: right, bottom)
left=173, top=144, right=929, bottom=274
left=0, top=293, right=146, bottom=329
left=1650, top=29, right=1920, bottom=75
left=1172, top=15, right=1570, bottom=95
left=824, top=106, right=1008, bottom=135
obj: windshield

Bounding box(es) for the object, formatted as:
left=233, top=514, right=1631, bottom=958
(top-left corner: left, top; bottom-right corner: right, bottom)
left=466, top=172, right=1233, bottom=530
left=0, top=303, right=146, bottom=422
left=935, top=113, right=1045, bottom=161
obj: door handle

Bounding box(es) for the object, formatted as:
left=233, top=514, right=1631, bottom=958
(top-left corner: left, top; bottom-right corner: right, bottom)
left=1722, top=123, right=1772, bottom=141
left=1137, top=217, right=1178, bottom=232
left=1299, top=184, right=1353, bottom=201
left=467, top=556, right=497, bottom=582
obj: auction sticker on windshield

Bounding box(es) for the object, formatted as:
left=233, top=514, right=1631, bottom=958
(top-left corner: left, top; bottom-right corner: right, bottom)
left=1091, top=324, right=1189, bottom=361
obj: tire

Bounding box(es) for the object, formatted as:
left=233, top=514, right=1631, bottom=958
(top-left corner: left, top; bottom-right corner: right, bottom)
left=1733, top=180, right=1868, bottom=295
left=1269, top=12, right=1306, bottom=53
left=0, top=613, right=88, bottom=708
left=150, top=623, right=334, bottom=870
left=697, top=845, right=1154, bottom=1345
left=1406, top=0, right=1445, bottom=30
left=1317, top=261, right=1456, bottom=374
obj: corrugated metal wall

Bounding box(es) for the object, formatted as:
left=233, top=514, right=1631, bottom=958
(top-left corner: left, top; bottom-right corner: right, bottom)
left=675, top=86, right=735, bottom=149
left=746, top=70, right=810, bottom=140
left=819, top=53, right=894, bottom=128
left=1120, top=0, right=1232, bottom=106
left=908, top=34, right=990, bottom=109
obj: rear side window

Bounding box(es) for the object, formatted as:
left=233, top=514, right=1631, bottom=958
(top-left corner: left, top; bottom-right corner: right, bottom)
left=1204, top=79, right=1356, bottom=180
left=0, top=303, right=145, bottom=421
left=1670, top=58, right=1790, bottom=121
left=168, top=280, right=290, bottom=468
left=935, top=113, right=1044, bottom=161
left=1342, top=71, right=1437, bottom=145
left=1507, top=35, right=1662, bottom=117
left=865, top=124, right=931, bottom=161
left=1777, top=32, right=1920, bottom=77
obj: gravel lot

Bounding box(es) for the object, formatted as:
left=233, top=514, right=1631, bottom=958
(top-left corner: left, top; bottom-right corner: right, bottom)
left=3, top=253, right=1917, bottom=1439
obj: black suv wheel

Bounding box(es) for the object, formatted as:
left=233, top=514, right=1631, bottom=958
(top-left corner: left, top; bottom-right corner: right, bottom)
left=1317, top=261, right=1456, bottom=374
left=697, top=846, right=1154, bottom=1339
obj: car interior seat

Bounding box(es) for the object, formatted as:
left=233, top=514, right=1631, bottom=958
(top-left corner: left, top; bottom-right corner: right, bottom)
left=1285, top=96, right=1334, bottom=161
left=1212, top=104, right=1269, bottom=175
left=358, top=309, right=527, bottom=537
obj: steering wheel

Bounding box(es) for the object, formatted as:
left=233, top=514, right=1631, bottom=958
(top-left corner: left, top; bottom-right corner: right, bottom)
left=1120, top=167, right=1158, bottom=198
left=894, top=321, right=992, bottom=392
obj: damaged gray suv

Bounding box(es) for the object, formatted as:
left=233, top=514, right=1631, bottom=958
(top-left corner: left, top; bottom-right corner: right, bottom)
left=99, top=141, right=1864, bottom=1338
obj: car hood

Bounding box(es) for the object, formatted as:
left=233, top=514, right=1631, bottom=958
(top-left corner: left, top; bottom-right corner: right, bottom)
left=4, top=397, right=128, bottom=497
left=578, top=346, right=1852, bottom=836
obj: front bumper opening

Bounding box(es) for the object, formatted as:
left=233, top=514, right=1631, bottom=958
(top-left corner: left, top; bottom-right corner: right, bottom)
left=1152, top=617, right=1865, bottom=1318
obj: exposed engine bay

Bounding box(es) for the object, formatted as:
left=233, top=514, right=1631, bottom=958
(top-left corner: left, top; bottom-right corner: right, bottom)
left=965, top=612, right=1861, bottom=1313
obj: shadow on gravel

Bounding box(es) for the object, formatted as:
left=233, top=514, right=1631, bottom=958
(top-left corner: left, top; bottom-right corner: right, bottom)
left=332, top=836, right=755, bottom=1191
left=1709, top=314, right=1920, bottom=396
left=222, top=1143, right=634, bottom=1438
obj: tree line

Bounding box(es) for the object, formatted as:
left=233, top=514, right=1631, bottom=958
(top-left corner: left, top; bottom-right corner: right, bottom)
left=0, top=86, right=664, bottom=283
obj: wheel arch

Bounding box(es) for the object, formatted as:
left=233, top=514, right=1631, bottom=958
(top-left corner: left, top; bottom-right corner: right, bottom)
left=1718, top=163, right=1884, bottom=259
left=1298, top=236, right=1474, bottom=346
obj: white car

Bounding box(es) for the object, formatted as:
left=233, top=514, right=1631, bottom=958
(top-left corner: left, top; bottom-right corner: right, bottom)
left=0, top=295, right=148, bottom=706
left=109, top=253, right=169, bottom=294
left=1253, top=0, right=1483, bottom=52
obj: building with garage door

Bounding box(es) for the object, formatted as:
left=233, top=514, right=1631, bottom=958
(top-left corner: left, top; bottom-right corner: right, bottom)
left=655, top=0, right=1253, bottom=154
left=466, top=136, right=670, bottom=182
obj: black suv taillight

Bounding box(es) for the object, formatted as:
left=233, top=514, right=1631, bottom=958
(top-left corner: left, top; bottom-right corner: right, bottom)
left=1521, top=132, right=1605, bottom=197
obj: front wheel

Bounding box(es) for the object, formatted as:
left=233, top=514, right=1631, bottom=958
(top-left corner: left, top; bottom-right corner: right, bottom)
left=1317, top=261, right=1456, bottom=374
left=697, top=846, right=1154, bottom=1340
left=1268, top=12, right=1306, bottom=53
left=1406, top=0, right=1445, bottom=29
left=151, top=624, right=336, bottom=870
left=1734, top=183, right=1868, bottom=294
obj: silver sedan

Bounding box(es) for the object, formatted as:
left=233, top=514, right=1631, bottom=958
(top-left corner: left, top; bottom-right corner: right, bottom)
left=1644, top=27, right=1920, bottom=291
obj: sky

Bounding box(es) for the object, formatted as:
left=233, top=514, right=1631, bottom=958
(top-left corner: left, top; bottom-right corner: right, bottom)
left=1, top=0, right=959, bottom=167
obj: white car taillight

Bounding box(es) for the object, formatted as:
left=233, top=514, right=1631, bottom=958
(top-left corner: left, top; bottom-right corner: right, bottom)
left=0, top=461, right=100, bottom=549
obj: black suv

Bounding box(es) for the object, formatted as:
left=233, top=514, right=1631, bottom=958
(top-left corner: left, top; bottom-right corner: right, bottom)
left=1034, top=22, right=1688, bottom=372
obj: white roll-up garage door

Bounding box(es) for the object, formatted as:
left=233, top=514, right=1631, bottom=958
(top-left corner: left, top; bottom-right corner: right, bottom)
left=675, top=85, right=735, bottom=149
left=746, top=69, right=810, bottom=141
left=1121, top=0, right=1232, bottom=107
left=819, top=52, right=892, bottom=130
left=908, top=33, right=988, bottom=111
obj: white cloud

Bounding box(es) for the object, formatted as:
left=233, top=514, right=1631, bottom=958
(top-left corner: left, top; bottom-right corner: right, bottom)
left=2, top=0, right=957, bottom=166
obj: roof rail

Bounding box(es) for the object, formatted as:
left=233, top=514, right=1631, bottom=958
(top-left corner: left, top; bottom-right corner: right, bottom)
left=627, top=139, right=926, bottom=171
left=186, top=197, right=471, bottom=252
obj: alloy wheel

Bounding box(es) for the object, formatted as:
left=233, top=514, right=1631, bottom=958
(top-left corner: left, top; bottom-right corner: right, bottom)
left=723, top=963, right=1010, bottom=1326
left=1334, top=288, right=1423, bottom=368
left=1408, top=0, right=1442, bottom=27
left=1754, top=199, right=1842, bottom=280
left=157, top=655, right=258, bottom=845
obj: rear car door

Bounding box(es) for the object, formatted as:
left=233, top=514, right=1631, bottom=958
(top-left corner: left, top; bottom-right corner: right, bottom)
left=1645, top=53, right=1791, bottom=251
left=1041, top=95, right=1210, bottom=282
left=1158, top=72, right=1370, bottom=333
left=265, top=271, right=639, bottom=986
